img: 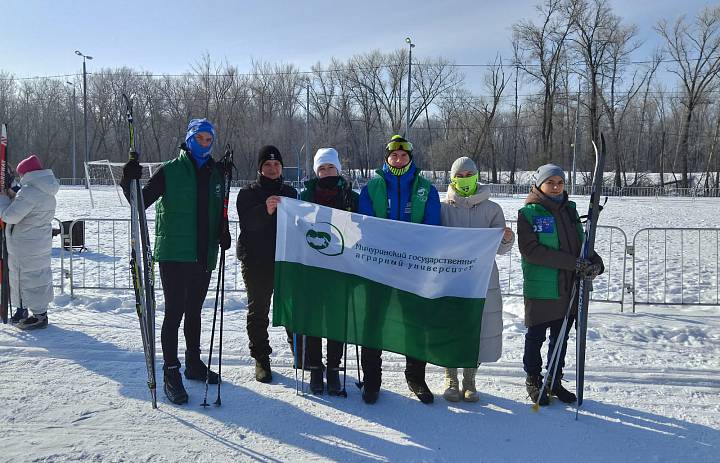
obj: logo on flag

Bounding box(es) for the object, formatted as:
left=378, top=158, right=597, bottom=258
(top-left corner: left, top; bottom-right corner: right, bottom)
left=305, top=222, right=344, bottom=256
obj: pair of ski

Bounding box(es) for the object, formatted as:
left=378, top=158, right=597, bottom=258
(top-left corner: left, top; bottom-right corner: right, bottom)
left=0, top=124, right=11, bottom=324
left=122, top=95, right=233, bottom=409
left=532, top=133, right=606, bottom=419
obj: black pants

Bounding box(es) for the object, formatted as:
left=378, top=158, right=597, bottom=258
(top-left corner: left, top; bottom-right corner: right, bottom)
left=306, top=336, right=344, bottom=369
left=242, top=260, right=287, bottom=360
left=523, top=317, right=573, bottom=377
left=159, top=262, right=212, bottom=367
left=361, top=347, right=426, bottom=388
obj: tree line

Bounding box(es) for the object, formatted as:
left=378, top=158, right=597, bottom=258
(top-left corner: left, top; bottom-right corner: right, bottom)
left=1, top=0, right=719, bottom=188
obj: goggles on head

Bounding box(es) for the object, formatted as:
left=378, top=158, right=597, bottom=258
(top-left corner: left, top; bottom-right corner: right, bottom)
left=386, top=140, right=413, bottom=153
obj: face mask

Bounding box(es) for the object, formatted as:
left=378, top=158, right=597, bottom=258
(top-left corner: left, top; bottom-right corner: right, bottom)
left=317, top=176, right=339, bottom=189
left=451, top=174, right=478, bottom=197
left=187, top=135, right=213, bottom=166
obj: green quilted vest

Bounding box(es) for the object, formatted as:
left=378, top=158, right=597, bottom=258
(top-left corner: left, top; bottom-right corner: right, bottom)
left=520, top=202, right=584, bottom=299
left=154, top=151, right=223, bottom=270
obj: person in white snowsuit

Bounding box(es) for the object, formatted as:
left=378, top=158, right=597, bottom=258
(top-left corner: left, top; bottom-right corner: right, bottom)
left=0, top=154, right=59, bottom=330
left=440, top=156, right=514, bottom=402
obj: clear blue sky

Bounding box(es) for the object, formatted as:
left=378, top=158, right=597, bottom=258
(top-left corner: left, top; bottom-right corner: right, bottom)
left=2, top=0, right=713, bottom=92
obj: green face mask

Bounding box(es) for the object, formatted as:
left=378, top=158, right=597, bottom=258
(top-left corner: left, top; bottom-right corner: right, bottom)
left=451, top=174, right=478, bottom=197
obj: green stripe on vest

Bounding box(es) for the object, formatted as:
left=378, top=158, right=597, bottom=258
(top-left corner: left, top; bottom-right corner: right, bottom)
left=366, top=169, right=431, bottom=223
left=519, top=202, right=584, bottom=299
left=154, top=151, right=223, bottom=270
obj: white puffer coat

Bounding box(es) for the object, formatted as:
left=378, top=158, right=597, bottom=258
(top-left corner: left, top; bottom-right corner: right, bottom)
left=0, top=169, right=59, bottom=313
left=441, top=184, right=515, bottom=363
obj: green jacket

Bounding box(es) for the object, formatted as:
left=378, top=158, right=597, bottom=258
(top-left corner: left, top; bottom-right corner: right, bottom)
left=154, top=151, right=223, bottom=270
left=519, top=201, right=584, bottom=299
left=365, top=169, right=433, bottom=224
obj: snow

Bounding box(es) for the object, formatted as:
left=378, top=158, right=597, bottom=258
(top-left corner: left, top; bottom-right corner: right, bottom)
left=1, top=187, right=718, bottom=462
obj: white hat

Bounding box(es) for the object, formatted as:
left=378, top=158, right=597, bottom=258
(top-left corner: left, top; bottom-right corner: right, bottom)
left=313, top=147, right=341, bottom=175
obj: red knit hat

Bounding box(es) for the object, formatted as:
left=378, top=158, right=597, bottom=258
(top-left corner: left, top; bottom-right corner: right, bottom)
left=17, top=154, right=43, bottom=176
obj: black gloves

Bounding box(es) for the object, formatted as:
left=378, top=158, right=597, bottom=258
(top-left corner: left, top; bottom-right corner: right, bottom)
left=123, top=156, right=142, bottom=180
left=575, top=258, right=591, bottom=275
left=584, top=262, right=603, bottom=279
left=576, top=258, right=601, bottom=279
left=220, top=228, right=231, bottom=251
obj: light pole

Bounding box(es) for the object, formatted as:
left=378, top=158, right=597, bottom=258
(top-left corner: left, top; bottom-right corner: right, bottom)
left=65, top=81, right=77, bottom=182
left=405, top=37, right=415, bottom=139
left=571, top=80, right=582, bottom=196
left=75, top=50, right=93, bottom=168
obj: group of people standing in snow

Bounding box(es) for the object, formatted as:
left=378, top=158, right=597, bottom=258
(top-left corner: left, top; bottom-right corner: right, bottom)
left=0, top=116, right=604, bottom=410
left=116, top=118, right=605, bottom=408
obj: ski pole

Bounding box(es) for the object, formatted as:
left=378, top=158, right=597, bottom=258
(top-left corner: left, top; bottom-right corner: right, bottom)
left=532, top=282, right=577, bottom=411
left=215, top=253, right=226, bottom=406
left=355, top=345, right=363, bottom=389
left=202, top=257, right=223, bottom=407
left=339, top=341, right=348, bottom=398
left=213, top=145, right=233, bottom=406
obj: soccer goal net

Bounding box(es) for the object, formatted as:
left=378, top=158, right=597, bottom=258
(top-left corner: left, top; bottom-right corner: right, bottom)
left=84, top=160, right=164, bottom=208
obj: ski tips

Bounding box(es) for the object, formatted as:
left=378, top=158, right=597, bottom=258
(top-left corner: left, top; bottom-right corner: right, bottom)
left=531, top=403, right=540, bottom=412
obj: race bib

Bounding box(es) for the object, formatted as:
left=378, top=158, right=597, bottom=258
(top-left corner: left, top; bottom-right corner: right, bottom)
left=533, top=216, right=555, bottom=233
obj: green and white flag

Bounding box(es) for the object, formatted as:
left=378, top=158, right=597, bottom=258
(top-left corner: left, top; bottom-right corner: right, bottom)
left=272, top=198, right=503, bottom=367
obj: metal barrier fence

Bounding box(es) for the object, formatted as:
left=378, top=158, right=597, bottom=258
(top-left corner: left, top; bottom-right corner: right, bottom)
left=53, top=219, right=244, bottom=297
left=51, top=219, right=720, bottom=313
left=629, top=228, right=720, bottom=311
left=500, top=221, right=628, bottom=308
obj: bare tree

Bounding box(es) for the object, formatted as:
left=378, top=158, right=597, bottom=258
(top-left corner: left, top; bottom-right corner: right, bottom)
left=656, top=5, right=720, bottom=187
left=513, top=0, right=574, bottom=161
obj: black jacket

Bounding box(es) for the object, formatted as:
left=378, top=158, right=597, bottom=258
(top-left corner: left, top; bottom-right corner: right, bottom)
left=236, top=177, right=297, bottom=264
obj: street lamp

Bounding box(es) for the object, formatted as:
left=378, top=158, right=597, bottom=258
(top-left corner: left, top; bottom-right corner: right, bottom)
left=75, top=50, right=93, bottom=168
left=405, top=37, right=415, bottom=139
left=65, top=81, right=77, bottom=182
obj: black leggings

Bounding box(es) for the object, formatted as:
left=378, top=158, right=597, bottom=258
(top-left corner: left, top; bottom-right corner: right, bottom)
left=159, top=262, right=212, bottom=366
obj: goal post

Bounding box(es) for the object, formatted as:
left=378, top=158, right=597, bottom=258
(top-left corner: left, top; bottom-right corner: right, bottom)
left=84, top=160, right=164, bottom=208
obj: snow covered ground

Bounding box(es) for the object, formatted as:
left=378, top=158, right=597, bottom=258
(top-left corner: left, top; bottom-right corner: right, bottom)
left=0, top=188, right=718, bottom=462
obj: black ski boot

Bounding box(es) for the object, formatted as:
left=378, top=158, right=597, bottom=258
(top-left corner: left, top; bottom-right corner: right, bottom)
left=549, top=375, right=577, bottom=404
left=184, top=350, right=219, bottom=384
left=326, top=367, right=343, bottom=396
left=17, top=312, right=48, bottom=330
left=10, top=307, right=28, bottom=324
left=406, top=376, right=434, bottom=404
left=163, top=363, right=189, bottom=405
left=255, top=357, right=272, bottom=383
left=526, top=374, right=549, bottom=406
left=309, top=366, right=324, bottom=395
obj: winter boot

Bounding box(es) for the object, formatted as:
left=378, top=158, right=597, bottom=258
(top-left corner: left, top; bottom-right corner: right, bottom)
left=361, top=371, right=381, bottom=404
left=10, top=307, right=28, bottom=324
left=548, top=374, right=577, bottom=404
left=526, top=374, right=549, bottom=406
left=362, top=383, right=380, bottom=404
left=309, top=366, right=324, bottom=395
left=326, top=367, right=343, bottom=396
left=17, top=312, right=48, bottom=330
left=442, top=368, right=461, bottom=402
left=462, top=368, right=479, bottom=403
left=163, top=364, right=189, bottom=405
left=406, top=375, right=434, bottom=404
left=255, top=357, right=273, bottom=383
left=184, top=350, right=219, bottom=384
